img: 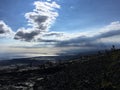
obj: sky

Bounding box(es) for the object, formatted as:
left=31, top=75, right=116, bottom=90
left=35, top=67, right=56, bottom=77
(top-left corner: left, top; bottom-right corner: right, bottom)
left=0, top=0, right=120, bottom=59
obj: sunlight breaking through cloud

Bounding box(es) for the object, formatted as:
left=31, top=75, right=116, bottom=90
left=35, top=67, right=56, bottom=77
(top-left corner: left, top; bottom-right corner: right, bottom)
left=14, top=1, right=60, bottom=41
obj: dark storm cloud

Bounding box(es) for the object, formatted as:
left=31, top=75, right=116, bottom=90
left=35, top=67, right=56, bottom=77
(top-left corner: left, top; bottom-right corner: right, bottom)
left=14, top=29, right=40, bottom=41
left=0, top=20, right=14, bottom=38
left=25, top=13, right=49, bottom=31
left=29, top=15, right=48, bottom=24
left=56, top=29, right=120, bottom=47
left=96, top=29, right=120, bottom=39
left=0, top=21, right=13, bottom=34
left=43, top=32, right=63, bottom=37
left=36, top=32, right=64, bottom=43
left=0, top=24, right=6, bottom=34
left=37, top=38, right=59, bottom=42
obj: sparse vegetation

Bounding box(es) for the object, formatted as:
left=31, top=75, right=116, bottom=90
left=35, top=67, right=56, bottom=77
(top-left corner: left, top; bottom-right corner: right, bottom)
left=0, top=47, right=120, bottom=90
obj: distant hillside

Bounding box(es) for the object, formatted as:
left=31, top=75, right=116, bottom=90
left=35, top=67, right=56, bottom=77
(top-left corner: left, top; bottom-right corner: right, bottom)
left=0, top=55, right=74, bottom=66
left=0, top=48, right=120, bottom=90
left=34, top=49, right=120, bottom=90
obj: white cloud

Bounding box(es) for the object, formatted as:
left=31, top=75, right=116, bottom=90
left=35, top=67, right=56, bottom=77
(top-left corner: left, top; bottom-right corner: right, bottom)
left=0, top=20, right=14, bottom=38
left=100, top=21, right=120, bottom=33
left=15, top=1, right=60, bottom=41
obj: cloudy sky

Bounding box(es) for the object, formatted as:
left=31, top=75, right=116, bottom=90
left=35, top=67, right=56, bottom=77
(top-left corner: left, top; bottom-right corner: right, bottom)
left=0, top=0, right=120, bottom=59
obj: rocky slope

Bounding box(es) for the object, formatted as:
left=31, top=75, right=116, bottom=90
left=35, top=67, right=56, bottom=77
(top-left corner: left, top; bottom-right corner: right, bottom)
left=0, top=49, right=120, bottom=90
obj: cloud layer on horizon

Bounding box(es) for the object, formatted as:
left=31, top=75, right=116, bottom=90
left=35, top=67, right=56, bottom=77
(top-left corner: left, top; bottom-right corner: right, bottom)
left=0, top=1, right=120, bottom=52
left=56, top=21, right=120, bottom=49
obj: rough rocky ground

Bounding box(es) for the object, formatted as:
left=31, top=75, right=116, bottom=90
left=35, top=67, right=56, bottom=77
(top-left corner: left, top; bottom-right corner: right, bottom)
left=0, top=49, right=120, bottom=90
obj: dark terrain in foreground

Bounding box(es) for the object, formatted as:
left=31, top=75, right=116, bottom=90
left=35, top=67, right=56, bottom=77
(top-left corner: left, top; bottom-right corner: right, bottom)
left=0, top=48, right=120, bottom=90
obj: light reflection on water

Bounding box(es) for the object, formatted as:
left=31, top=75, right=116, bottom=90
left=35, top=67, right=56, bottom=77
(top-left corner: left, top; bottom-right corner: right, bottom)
left=0, top=53, right=48, bottom=60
